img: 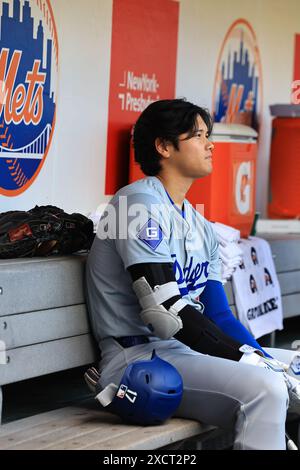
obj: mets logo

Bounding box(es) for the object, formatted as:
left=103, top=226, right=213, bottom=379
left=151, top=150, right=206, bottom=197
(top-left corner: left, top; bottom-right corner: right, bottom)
left=212, top=19, right=262, bottom=130
left=0, top=0, right=58, bottom=196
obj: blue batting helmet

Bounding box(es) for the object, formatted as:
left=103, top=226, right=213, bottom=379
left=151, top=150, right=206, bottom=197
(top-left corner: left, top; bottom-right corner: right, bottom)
left=108, top=350, right=183, bottom=425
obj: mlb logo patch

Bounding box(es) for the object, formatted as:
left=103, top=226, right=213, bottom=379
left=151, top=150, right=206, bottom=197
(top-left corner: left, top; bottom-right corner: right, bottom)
left=116, top=384, right=128, bottom=399
left=137, top=218, right=163, bottom=250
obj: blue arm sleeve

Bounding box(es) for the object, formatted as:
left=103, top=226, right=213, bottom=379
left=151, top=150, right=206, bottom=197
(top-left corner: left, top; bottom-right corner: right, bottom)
left=200, top=280, right=272, bottom=358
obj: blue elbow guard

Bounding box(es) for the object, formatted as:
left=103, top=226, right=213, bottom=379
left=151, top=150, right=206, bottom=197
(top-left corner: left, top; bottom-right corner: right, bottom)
left=200, top=280, right=271, bottom=358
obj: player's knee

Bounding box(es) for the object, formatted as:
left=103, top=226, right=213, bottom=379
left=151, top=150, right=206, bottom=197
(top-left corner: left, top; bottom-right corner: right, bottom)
left=261, top=372, right=289, bottom=409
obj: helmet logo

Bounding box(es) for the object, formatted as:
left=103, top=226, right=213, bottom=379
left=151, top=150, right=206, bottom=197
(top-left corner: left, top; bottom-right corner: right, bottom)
left=117, top=384, right=137, bottom=403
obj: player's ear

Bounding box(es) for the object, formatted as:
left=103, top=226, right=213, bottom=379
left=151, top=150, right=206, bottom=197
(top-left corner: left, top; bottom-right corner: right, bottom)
left=155, top=138, right=172, bottom=159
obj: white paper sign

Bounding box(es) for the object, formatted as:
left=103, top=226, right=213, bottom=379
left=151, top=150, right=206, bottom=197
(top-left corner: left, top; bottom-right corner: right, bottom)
left=232, top=237, right=283, bottom=339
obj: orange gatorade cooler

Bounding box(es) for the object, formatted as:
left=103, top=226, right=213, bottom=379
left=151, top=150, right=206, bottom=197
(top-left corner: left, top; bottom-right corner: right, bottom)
left=268, top=105, right=300, bottom=218
left=129, top=123, right=257, bottom=237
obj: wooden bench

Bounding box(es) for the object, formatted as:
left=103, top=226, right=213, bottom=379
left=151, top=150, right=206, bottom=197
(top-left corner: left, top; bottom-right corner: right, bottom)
left=0, top=253, right=221, bottom=449
left=0, top=399, right=218, bottom=450
left=0, top=235, right=300, bottom=449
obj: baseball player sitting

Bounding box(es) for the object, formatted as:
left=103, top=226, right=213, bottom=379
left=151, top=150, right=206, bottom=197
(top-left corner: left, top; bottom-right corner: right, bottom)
left=85, top=98, right=300, bottom=450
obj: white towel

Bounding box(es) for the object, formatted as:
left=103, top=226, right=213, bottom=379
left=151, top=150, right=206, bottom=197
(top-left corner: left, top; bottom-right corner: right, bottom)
left=212, top=221, right=241, bottom=244
left=221, top=265, right=237, bottom=282
left=219, top=243, right=243, bottom=260
left=211, top=222, right=244, bottom=283
left=224, top=257, right=243, bottom=269
left=232, top=237, right=283, bottom=339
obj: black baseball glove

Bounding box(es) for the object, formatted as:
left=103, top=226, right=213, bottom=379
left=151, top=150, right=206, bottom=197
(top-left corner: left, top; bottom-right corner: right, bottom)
left=0, top=205, right=95, bottom=259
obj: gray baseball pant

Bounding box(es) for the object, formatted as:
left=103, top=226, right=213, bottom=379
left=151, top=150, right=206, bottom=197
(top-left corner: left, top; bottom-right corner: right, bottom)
left=98, top=337, right=290, bottom=450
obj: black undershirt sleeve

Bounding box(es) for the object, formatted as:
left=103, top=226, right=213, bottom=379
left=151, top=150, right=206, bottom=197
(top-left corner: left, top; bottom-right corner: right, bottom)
left=128, top=263, right=243, bottom=361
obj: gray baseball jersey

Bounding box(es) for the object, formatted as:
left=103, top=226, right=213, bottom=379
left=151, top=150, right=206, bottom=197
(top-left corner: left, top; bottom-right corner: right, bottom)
left=86, top=176, right=221, bottom=342
left=86, top=176, right=294, bottom=450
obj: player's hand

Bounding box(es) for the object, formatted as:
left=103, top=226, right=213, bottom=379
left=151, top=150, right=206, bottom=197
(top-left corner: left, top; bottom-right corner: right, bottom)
left=283, top=372, right=300, bottom=415
left=240, top=349, right=300, bottom=415
left=287, top=352, right=300, bottom=377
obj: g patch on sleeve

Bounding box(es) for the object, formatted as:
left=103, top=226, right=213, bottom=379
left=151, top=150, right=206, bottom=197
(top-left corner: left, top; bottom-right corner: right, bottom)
left=137, top=218, right=163, bottom=250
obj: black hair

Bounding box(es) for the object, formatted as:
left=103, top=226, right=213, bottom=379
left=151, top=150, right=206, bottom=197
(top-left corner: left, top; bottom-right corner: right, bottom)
left=249, top=274, right=257, bottom=293
left=264, top=267, right=273, bottom=283
left=251, top=247, right=258, bottom=265
left=133, top=98, right=213, bottom=176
